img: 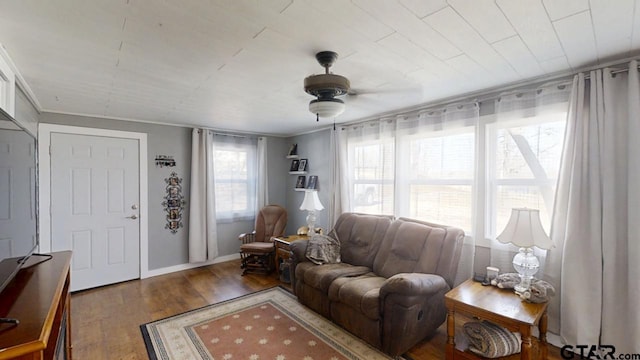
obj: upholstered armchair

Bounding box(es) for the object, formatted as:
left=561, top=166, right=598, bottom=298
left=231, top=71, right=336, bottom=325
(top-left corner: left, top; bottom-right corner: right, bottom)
left=239, top=205, right=287, bottom=275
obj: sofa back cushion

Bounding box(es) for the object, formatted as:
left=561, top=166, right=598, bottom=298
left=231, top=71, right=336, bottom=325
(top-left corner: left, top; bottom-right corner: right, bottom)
left=334, top=213, right=393, bottom=268
left=373, top=217, right=464, bottom=287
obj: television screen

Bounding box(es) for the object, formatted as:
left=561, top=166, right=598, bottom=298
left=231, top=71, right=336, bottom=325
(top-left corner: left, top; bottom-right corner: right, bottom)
left=0, top=107, right=38, bottom=295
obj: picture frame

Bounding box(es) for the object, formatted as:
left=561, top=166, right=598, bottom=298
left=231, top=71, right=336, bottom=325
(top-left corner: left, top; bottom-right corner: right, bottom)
left=307, top=175, right=318, bottom=190
left=287, top=143, right=298, bottom=157
left=290, top=159, right=300, bottom=171
left=298, top=158, right=308, bottom=172
left=295, top=175, right=306, bottom=189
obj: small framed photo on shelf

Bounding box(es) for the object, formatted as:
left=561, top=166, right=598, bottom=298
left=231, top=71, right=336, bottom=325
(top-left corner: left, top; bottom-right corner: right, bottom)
left=290, top=159, right=300, bottom=171
left=296, top=175, right=306, bottom=189
left=298, top=158, right=308, bottom=172
left=307, top=175, right=318, bottom=190
left=287, top=143, right=298, bottom=157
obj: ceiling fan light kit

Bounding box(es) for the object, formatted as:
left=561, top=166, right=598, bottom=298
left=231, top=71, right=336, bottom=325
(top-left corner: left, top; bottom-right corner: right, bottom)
left=308, top=98, right=345, bottom=118
left=304, top=51, right=350, bottom=120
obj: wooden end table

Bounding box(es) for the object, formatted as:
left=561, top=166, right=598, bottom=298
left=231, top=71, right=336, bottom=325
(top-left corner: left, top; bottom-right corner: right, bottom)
left=444, top=279, right=549, bottom=360
left=272, top=234, right=308, bottom=274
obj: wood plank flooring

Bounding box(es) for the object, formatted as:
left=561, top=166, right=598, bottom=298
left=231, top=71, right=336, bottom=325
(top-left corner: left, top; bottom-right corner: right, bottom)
left=70, top=259, right=566, bottom=359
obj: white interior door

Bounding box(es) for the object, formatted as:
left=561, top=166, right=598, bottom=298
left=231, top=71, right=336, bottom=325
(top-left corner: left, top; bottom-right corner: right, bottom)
left=50, top=132, right=140, bottom=291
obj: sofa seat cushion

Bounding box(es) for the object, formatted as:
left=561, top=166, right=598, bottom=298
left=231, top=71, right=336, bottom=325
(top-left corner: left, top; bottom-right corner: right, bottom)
left=328, top=274, right=386, bottom=320
left=296, top=262, right=371, bottom=292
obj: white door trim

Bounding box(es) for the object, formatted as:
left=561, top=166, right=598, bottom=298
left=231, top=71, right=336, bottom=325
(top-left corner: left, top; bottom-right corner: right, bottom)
left=38, top=123, right=150, bottom=279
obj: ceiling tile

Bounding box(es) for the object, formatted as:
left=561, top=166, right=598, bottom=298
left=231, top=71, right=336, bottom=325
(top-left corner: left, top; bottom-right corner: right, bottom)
left=538, top=56, right=572, bottom=74
left=399, top=0, right=447, bottom=18
left=448, top=0, right=516, bottom=43
left=553, top=11, right=598, bottom=69
left=492, top=35, right=544, bottom=78
left=589, top=0, right=635, bottom=59
left=497, top=0, right=565, bottom=62
left=306, top=0, right=395, bottom=42
left=424, top=7, right=518, bottom=82
left=542, top=0, right=589, bottom=21
left=352, top=0, right=462, bottom=60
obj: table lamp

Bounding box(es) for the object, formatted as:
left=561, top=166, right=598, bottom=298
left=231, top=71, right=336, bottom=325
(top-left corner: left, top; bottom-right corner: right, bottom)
left=496, top=208, right=554, bottom=295
left=299, top=190, right=324, bottom=236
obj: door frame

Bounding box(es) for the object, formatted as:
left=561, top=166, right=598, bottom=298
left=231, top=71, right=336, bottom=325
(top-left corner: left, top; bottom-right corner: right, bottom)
left=38, top=124, right=150, bottom=279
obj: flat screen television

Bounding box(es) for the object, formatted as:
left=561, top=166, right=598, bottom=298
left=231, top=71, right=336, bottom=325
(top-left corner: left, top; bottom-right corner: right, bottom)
left=0, top=107, right=38, bottom=297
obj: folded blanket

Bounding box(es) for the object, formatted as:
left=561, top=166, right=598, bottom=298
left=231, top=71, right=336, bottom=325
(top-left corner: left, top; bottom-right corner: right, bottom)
left=305, top=231, right=341, bottom=265
left=463, top=321, right=521, bottom=358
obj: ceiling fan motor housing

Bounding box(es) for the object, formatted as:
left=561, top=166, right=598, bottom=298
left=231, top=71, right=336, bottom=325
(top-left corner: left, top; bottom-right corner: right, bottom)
left=304, top=74, right=350, bottom=99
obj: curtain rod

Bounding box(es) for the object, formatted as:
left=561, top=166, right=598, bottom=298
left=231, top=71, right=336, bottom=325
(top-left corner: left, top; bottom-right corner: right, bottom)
left=326, top=57, right=640, bottom=132
left=197, top=128, right=259, bottom=139
left=583, top=62, right=640, bottom=79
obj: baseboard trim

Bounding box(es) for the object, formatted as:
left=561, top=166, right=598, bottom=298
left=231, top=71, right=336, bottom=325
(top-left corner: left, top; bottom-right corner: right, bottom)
left=142, top=253, right=240, bottom=279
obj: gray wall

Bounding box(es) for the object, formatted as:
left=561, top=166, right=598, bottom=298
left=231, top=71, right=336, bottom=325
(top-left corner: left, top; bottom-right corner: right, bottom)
left=40, top=113, right=288, bottom=270
left=284, top=129, right=332, bottom=235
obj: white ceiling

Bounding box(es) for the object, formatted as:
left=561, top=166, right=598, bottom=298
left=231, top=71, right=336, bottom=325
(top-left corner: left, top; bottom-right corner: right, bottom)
left=1, top=0, right=639, bottom=136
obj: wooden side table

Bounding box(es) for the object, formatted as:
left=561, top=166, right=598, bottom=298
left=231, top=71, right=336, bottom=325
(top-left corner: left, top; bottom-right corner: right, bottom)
left=272, top=235, right=308, bottom=274
left=444, top=279, right=549, bottom=360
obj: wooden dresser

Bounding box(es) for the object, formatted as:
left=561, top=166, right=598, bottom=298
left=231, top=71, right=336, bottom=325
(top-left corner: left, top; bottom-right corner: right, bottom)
left=0, top=251, right=72, bottom=360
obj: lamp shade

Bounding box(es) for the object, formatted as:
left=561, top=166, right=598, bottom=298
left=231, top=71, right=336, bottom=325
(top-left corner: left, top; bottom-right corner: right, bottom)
left=496, top=208, right=554, bottom=249
left=309, top=98, right=345, bottom=118
left=299, top=190, right=324, bottom=211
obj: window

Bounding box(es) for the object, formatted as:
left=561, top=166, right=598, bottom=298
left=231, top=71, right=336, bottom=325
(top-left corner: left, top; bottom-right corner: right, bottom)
left=349, top=140, right=394, bottom=214
left=486, top=116, right=566, bottom=237
left=400, top=129, right=475, bottom=230
left=213, top=137, right=257, bottom=221
left=342, top=87, right=569, bottom=241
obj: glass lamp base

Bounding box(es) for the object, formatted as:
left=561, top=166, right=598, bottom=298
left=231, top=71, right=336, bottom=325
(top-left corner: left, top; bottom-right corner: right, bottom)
left=512, top=247, right=539, bottom=294
left=306, top=210, right=317, bottom=236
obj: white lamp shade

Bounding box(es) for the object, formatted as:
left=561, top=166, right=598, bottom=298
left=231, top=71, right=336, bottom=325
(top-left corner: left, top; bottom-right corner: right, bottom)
left=309, top=98, right=345, bottom=118
left=496, top=208, right=554, bottom=249
left=299, top=190, right=324, bottom=211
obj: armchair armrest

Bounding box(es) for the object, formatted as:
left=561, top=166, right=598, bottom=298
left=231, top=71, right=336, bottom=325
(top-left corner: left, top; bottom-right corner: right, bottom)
left=238, top=231, right=256, bottom=244
left=380, top=273, right=449, bottom=298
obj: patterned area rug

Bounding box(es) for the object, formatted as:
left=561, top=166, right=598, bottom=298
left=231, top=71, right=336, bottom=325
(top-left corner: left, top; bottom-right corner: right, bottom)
left=140, top=286, right=399, bottom=360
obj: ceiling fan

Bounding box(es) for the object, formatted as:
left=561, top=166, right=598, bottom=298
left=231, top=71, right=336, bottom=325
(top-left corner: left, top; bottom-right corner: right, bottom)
left=304, top=51, right=350, bottom=121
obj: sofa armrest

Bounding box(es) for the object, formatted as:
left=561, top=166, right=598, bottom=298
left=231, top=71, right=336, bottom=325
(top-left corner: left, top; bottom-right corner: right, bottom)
left=381, top=273, right=449, bottom=297
left=288, top=240, right=310, bottom=292
left=379, top=273, right=451, bottom=356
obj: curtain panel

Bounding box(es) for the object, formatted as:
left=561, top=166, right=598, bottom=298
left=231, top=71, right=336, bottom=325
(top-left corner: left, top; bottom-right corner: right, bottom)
left=188, top=128, right=218, bottom=262
left=549, top=62, right=640, bottom=353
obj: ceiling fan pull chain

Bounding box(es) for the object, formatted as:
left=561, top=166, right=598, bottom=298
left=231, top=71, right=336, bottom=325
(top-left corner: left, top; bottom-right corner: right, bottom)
left=316, top=113, right=319, bottom=122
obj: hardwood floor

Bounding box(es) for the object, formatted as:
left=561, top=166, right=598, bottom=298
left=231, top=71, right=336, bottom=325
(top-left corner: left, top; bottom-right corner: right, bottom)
left=71, top=259, right=566, bottom=359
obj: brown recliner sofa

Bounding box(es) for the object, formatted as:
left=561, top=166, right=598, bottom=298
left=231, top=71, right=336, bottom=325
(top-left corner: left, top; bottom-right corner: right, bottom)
left=289, top=212, right=464, bottom=357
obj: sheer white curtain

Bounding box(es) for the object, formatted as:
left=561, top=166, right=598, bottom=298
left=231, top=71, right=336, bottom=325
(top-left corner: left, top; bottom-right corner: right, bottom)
left=489, top=84, right=571, bottom=279
left=329, top=127, right=344, bottom=226
left=396, top=103, right=479, bottom=286
left=549, top=62, right=640, bottom=352
left=189, top=128, right=218, bottom=262
left=338, top=118, right=396, bottom=215
left=256, top=136, right=268, bottom=210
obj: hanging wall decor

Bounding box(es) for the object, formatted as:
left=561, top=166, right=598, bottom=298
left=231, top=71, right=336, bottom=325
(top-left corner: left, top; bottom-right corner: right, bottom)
left=162, top=172, right=186, bottom=234
left=155, top=155, right=176, bottom=167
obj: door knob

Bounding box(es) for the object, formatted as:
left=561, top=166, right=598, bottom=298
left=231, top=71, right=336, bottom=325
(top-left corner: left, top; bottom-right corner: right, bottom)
left=126, top=214, right=138, bottom=219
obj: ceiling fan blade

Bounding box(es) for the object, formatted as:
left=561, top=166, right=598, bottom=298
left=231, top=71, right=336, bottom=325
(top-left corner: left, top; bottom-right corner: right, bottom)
left=347, top=85, right=421, bottom=97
